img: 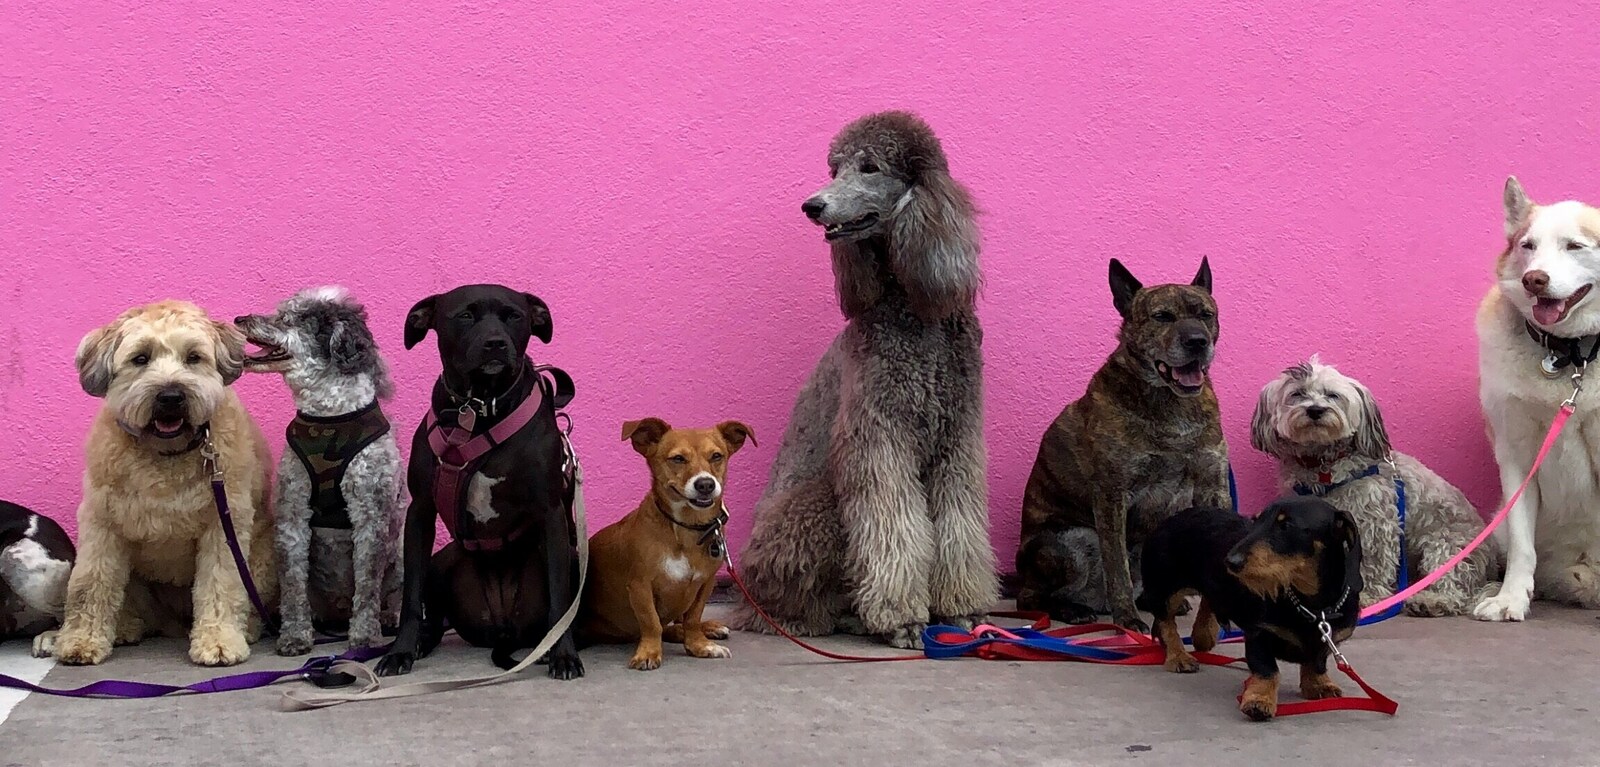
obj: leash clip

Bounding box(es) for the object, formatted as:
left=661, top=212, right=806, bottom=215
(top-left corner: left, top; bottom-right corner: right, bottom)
left=1563, top=366, right=1586, bottom=409
left=1314, top=615, right=1348, bottom=667
left=200, top=436, right=222, bottom=481
left=302, top=655, right=357, bottom=689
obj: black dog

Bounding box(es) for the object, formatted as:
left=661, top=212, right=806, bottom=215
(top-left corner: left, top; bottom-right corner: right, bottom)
left=1, top=500, right=75, bottom=644
left=1137, top=497, right=1362, bottom=721
left=374, top=284, right=583, bottom=680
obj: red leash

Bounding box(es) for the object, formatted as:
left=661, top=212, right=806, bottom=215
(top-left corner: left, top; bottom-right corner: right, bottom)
left=723, top=558, right=929, bottom=662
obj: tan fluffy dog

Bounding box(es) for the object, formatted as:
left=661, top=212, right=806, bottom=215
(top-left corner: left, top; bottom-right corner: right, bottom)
left=580, top=418, right=753, bottom=670
left=47, top=301, right=275, bottom=667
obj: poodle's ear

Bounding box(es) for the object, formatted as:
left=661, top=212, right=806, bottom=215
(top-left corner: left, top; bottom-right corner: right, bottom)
left=1108, top=259, right=1142, bottom=320
left=521, top=292, right=552, bottom=345
left=1504, top=176, right=1535, bottom=239
left=328, top=317, right=377, bottom=377
left=404, top=295, right=437, bottom=350
left=75, top=319, right=126, bottom=398
left=1350, top=378, right=1393, bottom=458
left=888, top=169, right=980, bottom=321
left=1191, top=257, right=1213, bottom=294
left=211, top=321, right=247, bottom=386
left=716, top=420, right=756, bottom=455
left=831, top=239, right=883, bottom=319
left=621, top=418, right=672, bottom=456
left=1249, top=374, right=1287, bottom=456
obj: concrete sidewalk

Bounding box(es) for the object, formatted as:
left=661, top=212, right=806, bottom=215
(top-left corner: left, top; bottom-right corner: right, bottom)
left=2, top=605, right=1597, bottom=766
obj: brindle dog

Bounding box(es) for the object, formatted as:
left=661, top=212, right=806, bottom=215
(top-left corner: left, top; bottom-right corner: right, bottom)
left=1017, top=258, right=1229, bottom=632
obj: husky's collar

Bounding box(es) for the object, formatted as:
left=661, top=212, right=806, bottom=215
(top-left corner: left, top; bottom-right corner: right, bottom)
left=1524, top=322, right=1600, bottom=373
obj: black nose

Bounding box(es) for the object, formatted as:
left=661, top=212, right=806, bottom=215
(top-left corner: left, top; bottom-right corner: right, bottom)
left=1181, top=334, right=1210, bottom=353
left=155, top=389, right=186, bottom=408
left=232, top=315, right=249, bottom=326
left=1306, top=405, right=1329, bottom=421
left=693, top=477, right=716, bottom=496
left=1225, top=552, right=1246, bottom=572
left=801, top=198, right=827, bottom=221
left=483, top=338, right=508, bottom=351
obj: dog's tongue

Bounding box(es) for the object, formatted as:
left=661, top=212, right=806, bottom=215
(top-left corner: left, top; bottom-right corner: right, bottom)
left=155, top=419, right=184, bottom=433
left=1175, top=366, right=1206, bottom=388
left=1534, top=297, right=1566, bottom=326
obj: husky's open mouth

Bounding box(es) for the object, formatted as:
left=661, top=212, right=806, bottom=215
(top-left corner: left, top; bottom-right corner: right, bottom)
left=1532, top=284, right=1593, bottom=327
left=824, top=213, right=879, bottom=240
left=1156, top=360, right=1208, bottom=396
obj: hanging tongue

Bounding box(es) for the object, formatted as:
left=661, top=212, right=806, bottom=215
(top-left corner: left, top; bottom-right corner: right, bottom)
left=1533, top=297, right=1567, bottom=326
left=1173, top=363, right=1206, bottom=388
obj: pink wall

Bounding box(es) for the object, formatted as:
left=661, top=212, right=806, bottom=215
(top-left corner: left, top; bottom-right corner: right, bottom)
left=5, top=1, right=1600, bottom=572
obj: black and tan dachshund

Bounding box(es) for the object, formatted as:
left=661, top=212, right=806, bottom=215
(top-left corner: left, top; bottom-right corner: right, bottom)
left=1138, top=497, right=1363, bottom=721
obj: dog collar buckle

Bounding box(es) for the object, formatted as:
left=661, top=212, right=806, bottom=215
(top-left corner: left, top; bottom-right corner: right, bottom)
left=200, top=431, right=222, bottom=481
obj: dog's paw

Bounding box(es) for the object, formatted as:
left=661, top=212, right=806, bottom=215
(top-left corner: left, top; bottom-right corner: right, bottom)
left=687, top=642, right=732, bottom=660
left=31, top=630, right=58, bottom=659
left=53, top=631, right=112, bottom=666
left=1112, top=613, right=1149, bottom=635
left=1163, top=651, right=1200, bottom=674
left=548, top=652, right=584, bottom=680
left=1473, top=590, right=1530, bottom=622
left=1240, top=695, right=1278, bottom=722
left=1403, top=592, right=1460, bottom=618
left=374, top=651, right=415, bottom=677
left=628, top=648, right=662, bottom=671
left=276, top=632, right=315, bottom=657
left=933, top=613, right=988, bottom=632
left=886, top=623, right=926, bottom=650
left=1299, top=674, right=1343, bottom=700
left=701, top=620, right=731, bottom=640
left=189, top=626, right=250, bottom=667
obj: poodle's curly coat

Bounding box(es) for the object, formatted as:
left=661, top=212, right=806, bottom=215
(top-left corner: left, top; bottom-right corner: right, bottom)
left=727, top=111, right=998, bottom=648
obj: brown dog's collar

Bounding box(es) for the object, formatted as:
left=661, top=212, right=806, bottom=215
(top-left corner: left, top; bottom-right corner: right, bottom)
left=659, top=505, right=729, bottom=559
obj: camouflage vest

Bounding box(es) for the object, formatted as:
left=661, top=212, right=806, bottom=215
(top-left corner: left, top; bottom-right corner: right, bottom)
left=285, top=401, right=391, bottom=530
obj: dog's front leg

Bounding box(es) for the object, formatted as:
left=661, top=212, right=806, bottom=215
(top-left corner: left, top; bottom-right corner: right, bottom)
left=835, top=425, right=933, bottom=649
left=1092, top=488, right=1145, bottom=633
left=274, top=484, right=315, bottom=656
left=538, top=495, right=584, bottom=680
left=1239, top=638, right=1281, bottom=721
left=53, top=498, right=131, bottom=666
left=1188, top=447, right=1232, bottom=511
left=190, top=505, right=255, bottom=667
left=625, top=578, right=664, bottom=671
left=1474, top=435, right=1541, bottom=622
left=344, top=490, right=388, bottom=649
left=927, top=408, right=999, bottom=629
left=680, top=579, right=730, bottom=660
left=375, top=486, right=436, bottom=677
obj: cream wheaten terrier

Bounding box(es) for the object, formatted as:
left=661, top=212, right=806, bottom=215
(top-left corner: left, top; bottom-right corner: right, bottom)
left=47, top=300, right=275, bottom=667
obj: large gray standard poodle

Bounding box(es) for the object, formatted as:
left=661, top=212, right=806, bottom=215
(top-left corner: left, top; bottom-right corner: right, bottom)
left=728, top=111, right=998, bottom=649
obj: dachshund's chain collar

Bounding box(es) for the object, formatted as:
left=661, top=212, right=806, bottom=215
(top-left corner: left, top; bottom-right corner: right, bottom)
left=1286, top=588, right=1352, bottom=665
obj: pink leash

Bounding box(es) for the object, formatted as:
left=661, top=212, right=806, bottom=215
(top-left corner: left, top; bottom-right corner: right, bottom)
left=1359, top=400, right=1575, bottom=619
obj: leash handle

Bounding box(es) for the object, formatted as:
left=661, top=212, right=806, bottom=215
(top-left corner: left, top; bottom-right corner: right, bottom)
left=1360, top=403, right=1574, bottom=619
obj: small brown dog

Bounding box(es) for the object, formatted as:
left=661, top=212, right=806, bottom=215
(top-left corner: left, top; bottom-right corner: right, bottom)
left=580, top=418, right=754, bottom=670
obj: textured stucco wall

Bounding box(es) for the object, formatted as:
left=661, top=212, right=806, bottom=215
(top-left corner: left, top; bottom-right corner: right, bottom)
left=4, top=1, right=1599, bottom=571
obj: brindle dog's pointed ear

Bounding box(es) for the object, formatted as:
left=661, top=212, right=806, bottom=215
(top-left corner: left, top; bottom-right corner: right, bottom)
left=404, top=295, right=436, bottom=350
left=621, top=418, right=671, bottom=455
left=1108, top=259, right=1142, bottom=319
left=522, top=293, right=552, bottom=344
left=1192, top=257, right=1213, bottom=294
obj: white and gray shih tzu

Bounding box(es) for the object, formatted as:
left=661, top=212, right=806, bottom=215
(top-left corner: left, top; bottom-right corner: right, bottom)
left=1250, top=356, right=1500, bottom=616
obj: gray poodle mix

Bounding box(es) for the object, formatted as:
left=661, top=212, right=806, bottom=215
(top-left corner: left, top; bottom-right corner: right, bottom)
left=1251, top=356, right=1500, bottom=616
left=728, top=111, right=998, bottom=649
left=237, top=287, right=405, bottom=654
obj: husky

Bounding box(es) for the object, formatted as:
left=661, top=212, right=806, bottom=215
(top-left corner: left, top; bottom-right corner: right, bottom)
left=1474, top=176, right=1600, bottom=621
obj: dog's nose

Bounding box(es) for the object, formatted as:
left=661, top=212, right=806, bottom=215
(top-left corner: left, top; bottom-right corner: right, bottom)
left=801, top=198, right=827, bottom=221
left=1523, top=269, right=1551, bottom=295
left=155, top=389, right=186, bottom=408
left=483, top=338, right=508, bottom=351
left=1181, top=335, right=1210, bottom=353
left=1306, top=405, right=1329, bottom=421
left=693, top=477, right=717, bottom=496
left=1225, top=552, right=1246, bottom=573
left=232, top=315, right=249, bottom=326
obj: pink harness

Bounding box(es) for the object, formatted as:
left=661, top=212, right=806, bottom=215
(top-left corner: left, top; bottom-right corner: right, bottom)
left=424, top=366, right=568, bottom=551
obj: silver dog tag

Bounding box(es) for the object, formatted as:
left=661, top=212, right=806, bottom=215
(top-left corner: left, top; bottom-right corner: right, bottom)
left=1541, top=354, right=1564, bottom=379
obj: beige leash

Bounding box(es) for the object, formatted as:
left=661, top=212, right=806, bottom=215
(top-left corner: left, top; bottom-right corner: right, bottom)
left=279, top=454, right=589, bottom=711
